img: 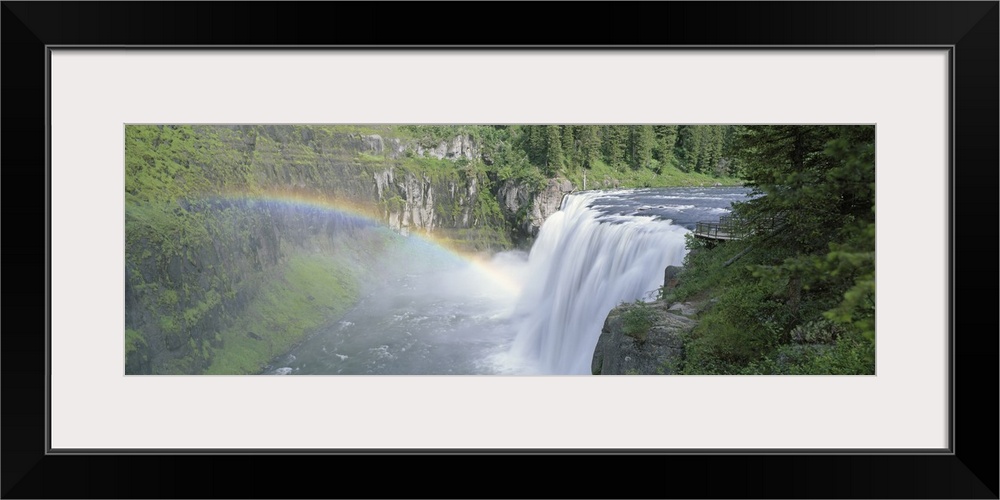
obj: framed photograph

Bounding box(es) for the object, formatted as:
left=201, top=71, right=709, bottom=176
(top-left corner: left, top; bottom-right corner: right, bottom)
left=4, top=2, right=996, bottom=498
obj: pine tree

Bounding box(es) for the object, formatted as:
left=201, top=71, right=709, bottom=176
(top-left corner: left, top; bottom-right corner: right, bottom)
left=703, top=126, right=726, bottom=176
left=654, top=125, right=678, bottom=171
left=519, top=126, right=543, bottom=166
left=720, top=125, right=742, bottom=176
left=545, top=125, right=563, bottom=174
left=686, top=126, right=704, bottom=173
left=580, top=125, right=600, bottom=168
left=632, top=125, right=655, bottom=170
left=603, top=125, right=629, bottom=170
left=732, top=125, right=876, bottom=340
left=561, top=126, right=575, bottom=167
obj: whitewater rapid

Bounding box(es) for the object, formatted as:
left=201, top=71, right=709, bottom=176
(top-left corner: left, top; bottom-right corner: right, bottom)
left=508, top=190, right=691, bottom=374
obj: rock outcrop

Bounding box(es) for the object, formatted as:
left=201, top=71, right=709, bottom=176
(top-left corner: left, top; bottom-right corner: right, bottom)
left=592, top=301, right=696, bottom=375
left=530, top=178, right=574, bottom=231
left=499, top=177, right=574, bottom=238
left=415, top=135, right=479, bottom=161
left=663, top=265, right=683, bottom=290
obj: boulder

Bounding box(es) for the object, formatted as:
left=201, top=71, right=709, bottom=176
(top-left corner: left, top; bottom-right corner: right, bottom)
left=663, top=265, right=683, bottom=290
left=667, top=301, right=699, bottom=317
left=592, top=301, right=696, bottom=375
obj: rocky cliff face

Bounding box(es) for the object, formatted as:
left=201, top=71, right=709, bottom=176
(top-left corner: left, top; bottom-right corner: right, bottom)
left=591, top=301, right=696, bottom=375
left=125, top=126, right=560, bottom=374
left=367, top=133, right=485, bottom=235
left=591, top=265, right=710, bottom=375
left=374, top=166, right=479, bottom=236
left=591, top=266, right=713, bottom=375
left=498, top=177, right=574, bottom=238
left=125, top=195, right=379, bottom=374
left=415, top=135, right=480, bottom=161
left=368, top=135, right=577, bottom=245
left=529, top=178, right=574, bottom=233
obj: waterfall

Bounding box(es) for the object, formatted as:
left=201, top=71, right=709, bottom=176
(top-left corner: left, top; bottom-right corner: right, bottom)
left=510, top=191, right=690, bottom=374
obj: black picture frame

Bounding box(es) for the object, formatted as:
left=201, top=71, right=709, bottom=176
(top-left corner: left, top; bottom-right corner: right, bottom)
left=3, top=2, right=997, bottom=498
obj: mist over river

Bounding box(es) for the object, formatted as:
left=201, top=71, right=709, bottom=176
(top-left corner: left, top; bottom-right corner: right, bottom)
left=267, top=187, right=750, bottom=375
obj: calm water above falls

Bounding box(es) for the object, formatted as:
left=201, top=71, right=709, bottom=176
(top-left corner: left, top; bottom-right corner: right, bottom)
left=269, top=187, right=751, bottom=375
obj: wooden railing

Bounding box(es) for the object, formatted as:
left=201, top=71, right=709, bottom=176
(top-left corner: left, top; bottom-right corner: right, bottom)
left=694, top=214, right=784, bottom=242
left=693, top=215, right=746, bottom=241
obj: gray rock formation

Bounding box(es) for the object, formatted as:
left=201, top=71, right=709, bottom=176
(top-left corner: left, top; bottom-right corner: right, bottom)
left=498, top=177, right=575, bottom=237
left=361, top=134, right=384, bottom=154
left=667, top=301, right=699, bottom=317
left=530, top=178, right=574, bottom=232
left=370, top=136, right=486, bottom=236
left=415, top=135, right=479, bottom=160
left=663, top=265, right=683, bottom=290
left=383, top=171, right=438, bottom=235
left=498, top=180, right=530, bottom=218
left=592, top=301, right=697, bottom=375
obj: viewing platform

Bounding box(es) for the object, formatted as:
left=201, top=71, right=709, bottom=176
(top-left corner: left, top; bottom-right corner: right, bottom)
left=693, top=215, right=745, bottom=241
left=693, top=214, right=781, bottom=242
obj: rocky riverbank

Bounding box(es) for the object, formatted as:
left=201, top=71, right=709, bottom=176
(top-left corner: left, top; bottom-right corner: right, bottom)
left=591, top=267, right=711, bottom=375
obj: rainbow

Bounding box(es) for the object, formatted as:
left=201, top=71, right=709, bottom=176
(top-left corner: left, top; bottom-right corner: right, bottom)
left=216, top=189, right=524, bottom=296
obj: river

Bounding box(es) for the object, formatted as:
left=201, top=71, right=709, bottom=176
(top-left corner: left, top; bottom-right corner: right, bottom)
left=266, top=186, right=751, bottom=375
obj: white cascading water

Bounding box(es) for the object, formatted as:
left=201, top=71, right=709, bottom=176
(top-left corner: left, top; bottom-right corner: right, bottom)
left=509, top=191, right=690, bottom=374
